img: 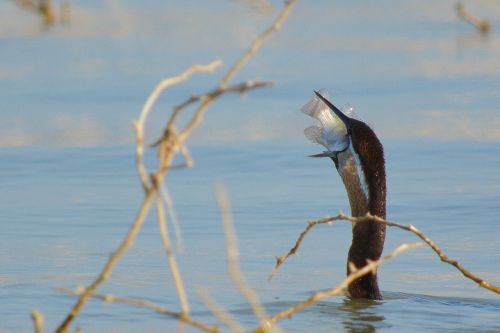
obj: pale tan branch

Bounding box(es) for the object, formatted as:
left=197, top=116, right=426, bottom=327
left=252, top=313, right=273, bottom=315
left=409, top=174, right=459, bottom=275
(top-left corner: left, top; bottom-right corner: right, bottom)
left=55, top=188, right=156, bottom=333
left=160, top=183, right=184, bottom=253
left=12, top=0, right=55, bottom=25
left=220, top=0, right=296, bottom=88
left=168, top=80, right=273, bottom=142
left=156, top=194, right=190, bottom=314
left=215, top=181, right=275, bottom=331
left=456, top=3, right=491, bottom=33
left=197, top=287, right=245, bottom=333
left=134, top=60, right=222, bottom=190
left=57, top=288, right=216, bottom=333
left=270, top=211, right=500, bottom=295
left=253, top=243, right=421, bottom=333
left=31, top=309, right=44, bottom=333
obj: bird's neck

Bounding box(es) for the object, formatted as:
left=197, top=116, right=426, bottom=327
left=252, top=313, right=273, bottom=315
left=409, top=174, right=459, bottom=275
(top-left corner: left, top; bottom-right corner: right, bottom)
left=336, top=146, right=386, bottom=299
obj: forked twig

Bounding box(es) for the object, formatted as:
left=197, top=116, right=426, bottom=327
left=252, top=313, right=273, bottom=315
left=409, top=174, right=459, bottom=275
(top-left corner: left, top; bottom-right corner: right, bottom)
left=57, top=288, right=217, bottom=333
left=269, top=211, right=500, bottom=295
left=134, top=60, right=223, bottom=191
left=268, top=217, right=333, bottom=280
left=253, top=243, right=421, bottom=333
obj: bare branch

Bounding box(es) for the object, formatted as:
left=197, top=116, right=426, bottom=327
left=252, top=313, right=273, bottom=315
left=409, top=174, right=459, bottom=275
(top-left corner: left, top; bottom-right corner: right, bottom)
left=253, top=243, right=421, bottom=333
left=57, top=288, right=217, bottom=333
left=31, top=309, right=44, bottom=333
left=167, top=80, right=273, bottom=143
left=268, top=216, right=333, bottom=280
left=197, top=287, right=245, bottom=333
left=270, top=211, right=500, bottom=295
left=215, top=181, right=276, bottom=331
left=55, top=188, right=156, bottom=333
left=220, top=0, right=296, bottom=88
left=456, top=3, right=491, bottom=33
left=12, top=0, right=55, bottom=25
left=53, top=1, right=297, bottom=331
left=159, top=183, right=184, bottom=253
left=134, top=60, right=223, bottom=191
left=156, top=194, right=190, bottom=314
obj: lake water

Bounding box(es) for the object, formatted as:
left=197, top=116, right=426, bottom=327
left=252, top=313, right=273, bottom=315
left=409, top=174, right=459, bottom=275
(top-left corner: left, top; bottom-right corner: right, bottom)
left=1, top=140, right=499, bottom=332
left=1, top=0, right=500, bottom=332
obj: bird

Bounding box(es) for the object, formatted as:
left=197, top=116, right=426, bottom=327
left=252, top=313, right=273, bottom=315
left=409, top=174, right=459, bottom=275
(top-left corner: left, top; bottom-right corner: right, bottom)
left=301, top=90, right=386, bottom=300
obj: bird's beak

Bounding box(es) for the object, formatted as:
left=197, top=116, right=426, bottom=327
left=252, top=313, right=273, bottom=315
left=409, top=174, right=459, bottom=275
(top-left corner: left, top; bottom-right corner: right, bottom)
left=314, top=90, right=351, bottom=132
left=308, top=151, right=337, bottom=158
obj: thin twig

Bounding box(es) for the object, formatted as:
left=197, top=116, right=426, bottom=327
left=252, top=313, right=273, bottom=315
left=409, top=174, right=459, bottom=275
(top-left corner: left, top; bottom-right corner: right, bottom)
left=31, top=309, right=44, bottom=333
left=160, top=183, right=184, bottom=252
left=156, top=194, right=190, bottom=314
left=220, top=0, right=296, bottom=88
left=197, top=287, right=244, bottom=333
left=55, top=188, right=156, bottom=333
left=215, top=181, right=276, bottom=332
left=12, top=0, right=55, bottom=25
left=166, top=80, right=273, bottom=142
left=57, top=288, right=217, bottom=333
left=253, top=243, right=421, bottom=333
left=456, top=3, right=491, bottom=33
left=268, top=216, right=333, bottom=280
left=270, top=211, right=500, bottom=295
left=175, top=0, right=296, bottom=143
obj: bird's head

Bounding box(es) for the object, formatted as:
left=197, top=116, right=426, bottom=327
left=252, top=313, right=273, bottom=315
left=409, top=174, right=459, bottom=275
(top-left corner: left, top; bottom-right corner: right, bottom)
left=301, top=90, right=381, bottom=170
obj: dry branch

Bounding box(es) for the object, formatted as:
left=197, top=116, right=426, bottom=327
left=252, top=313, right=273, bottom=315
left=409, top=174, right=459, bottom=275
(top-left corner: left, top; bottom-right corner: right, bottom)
left=197, top=287, right=245, bottom=333
left=135, top=60, right=223, bottom=191
left=31, top=309, right=44, bottom=333
left=253, top=243, right=421, bottom=333
left=456, top=3, right=491, bottom=33
left=215, top=181, right=276, bottom=331
left=269, top=211, right=500, bottom=295
left=159, top=183, right=184, bottom=252
left=12, top=0, right=55, bottom=25
left=54, top=1, right=296, bottom=331
left=156, top=195, right=190, bottom=314
left=220, top=0, right=295, bottom=88
left=57, top=288, right=217, bottom=333
left=268, top=217, right=333, bottom=280
left=55, top=188, right=156, bottom=333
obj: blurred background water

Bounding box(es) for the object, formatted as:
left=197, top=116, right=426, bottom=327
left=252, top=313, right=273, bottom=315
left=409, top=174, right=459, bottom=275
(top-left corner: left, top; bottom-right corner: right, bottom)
left=1, top=0, right=499, bottom=332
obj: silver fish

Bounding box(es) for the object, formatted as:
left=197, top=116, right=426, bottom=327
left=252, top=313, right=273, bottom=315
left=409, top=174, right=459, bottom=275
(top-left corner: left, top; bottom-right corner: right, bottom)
left=301, top=90, right=355, bottom=155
